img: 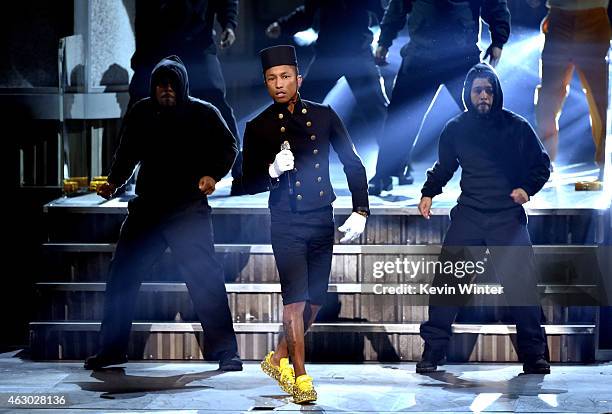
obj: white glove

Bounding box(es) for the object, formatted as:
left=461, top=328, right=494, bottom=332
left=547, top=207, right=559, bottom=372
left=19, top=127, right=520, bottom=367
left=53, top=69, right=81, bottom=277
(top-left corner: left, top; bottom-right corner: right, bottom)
left=269, top=149, right=294, bottom=178
left=338, top=212, right=367, bottom=243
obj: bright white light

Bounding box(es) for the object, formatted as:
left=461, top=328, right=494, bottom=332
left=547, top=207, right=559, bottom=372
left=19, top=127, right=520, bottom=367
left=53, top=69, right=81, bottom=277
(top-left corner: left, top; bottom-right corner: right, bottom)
left=371, top=25, right=381, bottom=49
left=469, top=392, right=503, bottom=413
left=538, top=393, right=559, bottom=407
left=293, top=29, right=318, bottom=47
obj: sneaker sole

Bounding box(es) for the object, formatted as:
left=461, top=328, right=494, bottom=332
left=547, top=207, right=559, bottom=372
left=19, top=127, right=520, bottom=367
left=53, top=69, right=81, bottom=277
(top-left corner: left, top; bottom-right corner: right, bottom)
left=415, top=366, right=437, bottom=374
left=219, top=363, right=243, bottom=372
left=260, top=359, right=281, bottom=381
left=261, top=359, right=295, bottom=394
left=293, top=390, right=317, bottom=404
left=523, top=368, right=551, bottom=375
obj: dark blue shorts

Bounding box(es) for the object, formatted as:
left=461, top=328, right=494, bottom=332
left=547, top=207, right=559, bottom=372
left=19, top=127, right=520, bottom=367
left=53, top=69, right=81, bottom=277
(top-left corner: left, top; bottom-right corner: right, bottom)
left=270, top=207, right=335, bottom=305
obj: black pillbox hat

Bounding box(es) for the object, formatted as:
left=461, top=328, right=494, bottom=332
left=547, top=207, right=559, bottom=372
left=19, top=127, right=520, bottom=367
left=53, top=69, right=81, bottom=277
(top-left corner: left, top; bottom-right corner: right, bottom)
left=259, top=45, right=298, bottom=72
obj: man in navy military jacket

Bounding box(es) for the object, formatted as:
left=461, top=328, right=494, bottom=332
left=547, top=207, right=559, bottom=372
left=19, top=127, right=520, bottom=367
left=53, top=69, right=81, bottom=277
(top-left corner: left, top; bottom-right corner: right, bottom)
left=242, top=45, right=369, bottom=404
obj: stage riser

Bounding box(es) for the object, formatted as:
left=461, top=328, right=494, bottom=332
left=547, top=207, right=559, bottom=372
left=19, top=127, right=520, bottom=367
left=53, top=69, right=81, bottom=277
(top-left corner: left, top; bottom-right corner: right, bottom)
left=35, top=290, right=597, bottom=325
left=44, top=212, right=605, bottom=245
left=28, top=330, right=594, bottom=363
left=36, top=203, right=607, bottom=363
left=41, top=251, right=601, bottom=286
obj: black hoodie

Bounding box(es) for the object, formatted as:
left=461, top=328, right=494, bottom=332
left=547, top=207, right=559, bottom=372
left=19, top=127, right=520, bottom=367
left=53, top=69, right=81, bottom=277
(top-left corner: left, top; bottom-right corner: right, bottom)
left=421, top=63, right=551, bottom=210
left=107, top=56, right=238, bottom=209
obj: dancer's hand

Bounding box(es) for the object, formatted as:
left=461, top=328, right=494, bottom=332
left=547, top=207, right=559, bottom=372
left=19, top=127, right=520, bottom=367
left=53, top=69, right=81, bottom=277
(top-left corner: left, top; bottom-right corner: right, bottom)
left=219, top=28, right=236, bottom=49
left=374, top=45, right=389, bottom=66
left=199, top=176, right=217, bottom=195
left=269, top=149, right=294, bottom=178
left=97, top=182, right=116, bottom=200
left=484, top=45, right=502, bottom=67
left=510, top=188, right=529, bottom=204
left=338, top=212, right=367, bottom=243
left=419, top=197, right=432, bottom=219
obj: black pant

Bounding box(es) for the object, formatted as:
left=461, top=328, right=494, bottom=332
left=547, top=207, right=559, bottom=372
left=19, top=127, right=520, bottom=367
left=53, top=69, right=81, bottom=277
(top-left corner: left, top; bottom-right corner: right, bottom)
left=98, top=199, right=238, bottom=360
left=299, top=51, right=388, bottom=144
left=420, top=204, right=547, bottom=360
left=129, top=53, right=242, bottom=178
left=374, top=50, right=480, bottom=179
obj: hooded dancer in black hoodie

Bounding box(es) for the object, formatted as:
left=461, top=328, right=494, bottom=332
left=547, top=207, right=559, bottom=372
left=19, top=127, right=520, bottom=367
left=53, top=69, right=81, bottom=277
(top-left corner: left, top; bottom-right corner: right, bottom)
left=84, top=56, right=242, bottom=371
left=416, top=63, right=551, bottom=375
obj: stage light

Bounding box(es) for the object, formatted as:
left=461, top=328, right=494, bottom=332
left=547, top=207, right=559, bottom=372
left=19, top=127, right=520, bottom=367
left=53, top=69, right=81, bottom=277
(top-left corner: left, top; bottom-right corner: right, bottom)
left=293, top=28, right=318, bottom=47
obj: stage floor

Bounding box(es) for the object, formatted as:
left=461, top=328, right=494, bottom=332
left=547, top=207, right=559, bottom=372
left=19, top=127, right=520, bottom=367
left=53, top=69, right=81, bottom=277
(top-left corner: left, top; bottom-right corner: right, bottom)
left=1, top=351, right=611, bottom=413
left=48, top=162, right=611, bottom=215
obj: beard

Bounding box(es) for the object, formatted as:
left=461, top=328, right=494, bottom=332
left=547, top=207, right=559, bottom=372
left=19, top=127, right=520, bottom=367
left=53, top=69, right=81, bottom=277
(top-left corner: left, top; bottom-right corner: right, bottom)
left=476, top=103, right=491, bottom=114
left=158, top=96, right=177, bottom=107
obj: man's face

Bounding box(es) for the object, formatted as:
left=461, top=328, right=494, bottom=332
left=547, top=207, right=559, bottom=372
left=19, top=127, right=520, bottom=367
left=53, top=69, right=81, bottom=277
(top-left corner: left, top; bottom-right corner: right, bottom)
left=155, top=80, right=177, bottom=107
left=264, top=65, right=302, bottom=104
left=470, top=77, right=494, bottom=114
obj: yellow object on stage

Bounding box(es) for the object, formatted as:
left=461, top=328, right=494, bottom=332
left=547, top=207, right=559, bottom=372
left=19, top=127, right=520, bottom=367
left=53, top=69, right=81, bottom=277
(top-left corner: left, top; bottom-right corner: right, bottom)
left=261, top=351, right=295, bottom=394
left=67, top=176, right=89, bottom=188
left=575, top=181, right=603, bottom=191
left=292, top=374, right=317, bottom=404
left=63, top=180, right=79, bottom=194
left=89, top=180, right=107, bottom=192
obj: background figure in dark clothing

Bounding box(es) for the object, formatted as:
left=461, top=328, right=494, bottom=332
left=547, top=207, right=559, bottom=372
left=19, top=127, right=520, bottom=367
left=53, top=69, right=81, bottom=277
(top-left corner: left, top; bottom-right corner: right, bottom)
left=417, top=63, right=551, bottom=375
left=129, top=0, right=245, bottom=195
left=84, top=56, right=242, bottom=371
left=265, top=0, right=388, bottom=145
left=368, top=0, right=511, bottom=195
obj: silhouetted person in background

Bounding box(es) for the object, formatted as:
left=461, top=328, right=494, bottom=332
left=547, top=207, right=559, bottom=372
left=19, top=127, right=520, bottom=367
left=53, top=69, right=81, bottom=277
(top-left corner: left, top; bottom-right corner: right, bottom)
left=369, top=0, right=511, bottom=195
left=531, top=0, right=611, bottom=179
left=129, top=0, right=245, bottom=194
left=84, top=56, right=242, bottom=372
left=266, top=0, right=388, bottom=146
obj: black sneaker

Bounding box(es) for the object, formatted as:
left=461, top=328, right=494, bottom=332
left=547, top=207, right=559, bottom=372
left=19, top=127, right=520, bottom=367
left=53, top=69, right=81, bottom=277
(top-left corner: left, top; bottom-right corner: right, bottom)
left=395, top=165, right=414, bottom=185
left=416, top=347, right=445, bottom=374
left=397, top=171, right=414, bottom=185
left=368, top=176, right=393, bottom=196
left=219, top=353, right=243, bottom=371
left=84, top=353, right=128, bottom=370
left=523, top=356, right=550, bottom=374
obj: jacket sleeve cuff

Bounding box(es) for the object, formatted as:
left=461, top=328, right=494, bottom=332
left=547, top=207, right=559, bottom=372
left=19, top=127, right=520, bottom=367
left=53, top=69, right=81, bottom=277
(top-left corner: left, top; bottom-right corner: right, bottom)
left=353, top=206, right=370, bottom=216
left=520, top=184, right=537, bottom=197
left=378, top=36, right=393, bottom=49
left=421, top=189, right=438, bottom=198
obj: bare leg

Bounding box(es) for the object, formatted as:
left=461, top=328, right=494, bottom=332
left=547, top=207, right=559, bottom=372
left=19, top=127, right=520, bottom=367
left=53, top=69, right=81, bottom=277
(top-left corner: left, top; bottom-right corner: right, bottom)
left=271, top=303, right=322, bottom=372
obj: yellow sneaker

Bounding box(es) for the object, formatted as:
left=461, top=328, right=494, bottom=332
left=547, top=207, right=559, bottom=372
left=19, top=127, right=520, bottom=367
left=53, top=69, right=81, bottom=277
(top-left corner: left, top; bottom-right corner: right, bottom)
left=292, top=374, right=317, bottom=404
left=278, top=358, right=295, bottom=394
left=261, top=352, right=295, bottom=394
left=260, top=351, right=281, bottom=381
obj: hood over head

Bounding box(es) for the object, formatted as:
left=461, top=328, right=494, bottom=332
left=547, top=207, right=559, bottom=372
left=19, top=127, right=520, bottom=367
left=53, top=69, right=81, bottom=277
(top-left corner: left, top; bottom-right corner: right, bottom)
left=150, top=55, right=189, bottom=105
left=462, top=62, right=503, bottom=116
